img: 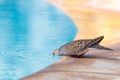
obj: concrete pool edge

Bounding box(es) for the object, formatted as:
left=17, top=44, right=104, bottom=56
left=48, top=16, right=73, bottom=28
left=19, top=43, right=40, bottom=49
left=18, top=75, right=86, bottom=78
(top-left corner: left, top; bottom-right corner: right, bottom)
left=21, top=42, right=120, bottom=80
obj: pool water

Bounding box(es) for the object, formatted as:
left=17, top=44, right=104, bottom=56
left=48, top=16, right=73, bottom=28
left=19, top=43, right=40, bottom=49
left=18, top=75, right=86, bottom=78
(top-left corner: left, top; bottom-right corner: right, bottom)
left=0, top=0, right=77, bottom=79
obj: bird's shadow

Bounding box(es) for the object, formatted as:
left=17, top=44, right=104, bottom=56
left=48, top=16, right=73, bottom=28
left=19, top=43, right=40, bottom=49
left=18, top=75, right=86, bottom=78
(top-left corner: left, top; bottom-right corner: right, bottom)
left=70, top=54, right=118, bottom=60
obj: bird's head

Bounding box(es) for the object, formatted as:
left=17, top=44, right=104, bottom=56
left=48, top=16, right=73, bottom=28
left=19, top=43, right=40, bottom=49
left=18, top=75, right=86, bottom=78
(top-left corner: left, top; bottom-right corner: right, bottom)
left=53, top=46, right=67, bottom=56
left=53, top=48, right=60, bottom=56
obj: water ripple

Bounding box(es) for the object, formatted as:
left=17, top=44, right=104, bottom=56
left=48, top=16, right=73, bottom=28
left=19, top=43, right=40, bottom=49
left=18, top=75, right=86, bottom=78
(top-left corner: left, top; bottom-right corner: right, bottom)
left=0, top=0, right=77, bottom=79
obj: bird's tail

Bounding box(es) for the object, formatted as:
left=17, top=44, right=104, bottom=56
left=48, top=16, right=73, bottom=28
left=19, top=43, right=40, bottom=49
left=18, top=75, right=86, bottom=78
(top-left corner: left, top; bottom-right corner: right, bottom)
left=91, top=44, right=113, bottom=50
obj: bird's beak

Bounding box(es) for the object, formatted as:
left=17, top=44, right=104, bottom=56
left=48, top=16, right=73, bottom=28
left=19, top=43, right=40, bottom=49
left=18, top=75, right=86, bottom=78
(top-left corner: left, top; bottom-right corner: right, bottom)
left=53, top=52, right=55, bottom=56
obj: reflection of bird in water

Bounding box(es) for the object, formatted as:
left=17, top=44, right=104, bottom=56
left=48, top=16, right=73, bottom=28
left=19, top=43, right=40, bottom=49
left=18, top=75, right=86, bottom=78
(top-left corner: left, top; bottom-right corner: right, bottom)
left=53, top=36, right=113, bottom=57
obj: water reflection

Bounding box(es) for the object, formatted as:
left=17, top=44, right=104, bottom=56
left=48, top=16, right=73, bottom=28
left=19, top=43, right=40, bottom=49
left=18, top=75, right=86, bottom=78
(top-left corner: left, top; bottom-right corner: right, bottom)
left=0, top=0, right=77, bottom=79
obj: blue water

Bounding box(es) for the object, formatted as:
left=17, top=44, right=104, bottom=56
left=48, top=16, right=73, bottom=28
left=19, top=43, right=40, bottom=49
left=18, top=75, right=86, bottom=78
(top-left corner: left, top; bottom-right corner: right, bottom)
left=0, top=0, right=77, bottom=79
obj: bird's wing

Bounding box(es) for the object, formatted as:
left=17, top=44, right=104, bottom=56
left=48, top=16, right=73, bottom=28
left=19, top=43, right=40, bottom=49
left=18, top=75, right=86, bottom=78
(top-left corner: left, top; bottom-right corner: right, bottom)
left=65, top=40, right=90, bottom=55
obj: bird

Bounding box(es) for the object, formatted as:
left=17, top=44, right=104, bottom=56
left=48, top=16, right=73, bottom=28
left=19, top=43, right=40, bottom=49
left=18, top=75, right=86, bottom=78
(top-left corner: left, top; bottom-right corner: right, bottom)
left=53, top=36, right=113, bottom=57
